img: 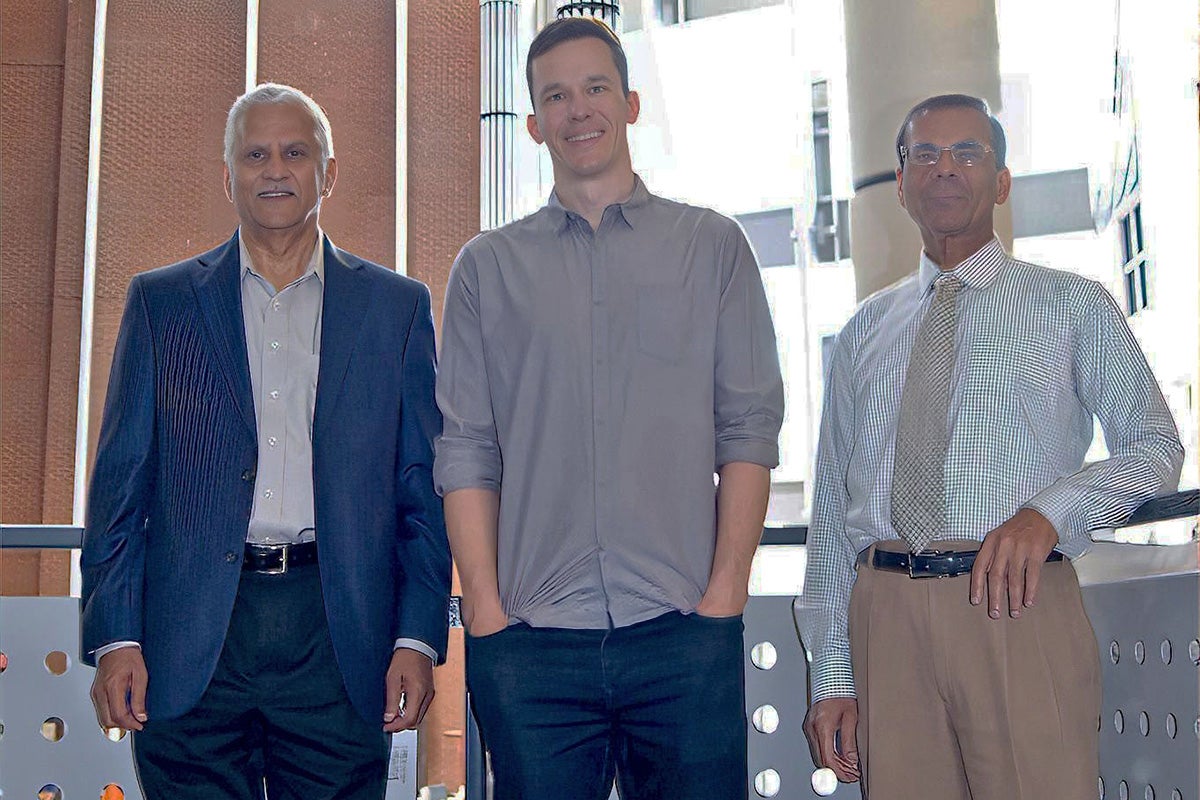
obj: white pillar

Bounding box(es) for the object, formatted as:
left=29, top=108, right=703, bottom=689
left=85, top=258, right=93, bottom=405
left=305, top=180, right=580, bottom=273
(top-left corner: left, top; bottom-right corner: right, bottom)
left=843, top=0, right=1011, bottom=299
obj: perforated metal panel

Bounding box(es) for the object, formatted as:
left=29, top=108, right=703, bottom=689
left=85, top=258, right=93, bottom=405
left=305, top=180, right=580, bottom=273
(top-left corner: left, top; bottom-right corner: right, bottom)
left=1085, top=573, right=1200, bottom=800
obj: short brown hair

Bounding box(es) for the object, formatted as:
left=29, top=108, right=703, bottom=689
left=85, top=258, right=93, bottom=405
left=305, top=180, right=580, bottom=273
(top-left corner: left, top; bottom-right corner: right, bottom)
left=895, top=94, right=1007, bottom=170
left=526, top=17, right=629, bottom=108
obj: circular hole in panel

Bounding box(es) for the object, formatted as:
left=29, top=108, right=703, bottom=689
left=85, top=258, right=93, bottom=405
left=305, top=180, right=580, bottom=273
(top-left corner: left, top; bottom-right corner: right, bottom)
left=1134, top=641, right=1146, bottom=664
left=1113, top=710, right=1125, bottom=734
left=40, top=717, right=66, bottom=742
left=1120, top=781, right=1129, bottom=800
left=1099, top=777, right=1105, bottom=799
left=1189, top=639, right=1199, bottom=666
left=1166, top=713, right=1177, bottom=739
left=1139, top=711, right=1150, bottom=736
left=1110, top=641, right=1121, bottom=664
left=104, top=726, right=127, bottom=742
left=754, top=769, right=781, bottom=798
left=750, top=641, right=778, bottom=671
left=752, top=704, right=779, bottom=734
left=101, top=785, right=125, bottom=800
left=1171, top=790, right=1182, bottom=800
left=1145, top=787, right=1155, bottom=800
left=1161, top=640, right=1173, bottom=665
left=37, top=786, right=62, bottom=800
left=43, top=651, right=70, bottom=676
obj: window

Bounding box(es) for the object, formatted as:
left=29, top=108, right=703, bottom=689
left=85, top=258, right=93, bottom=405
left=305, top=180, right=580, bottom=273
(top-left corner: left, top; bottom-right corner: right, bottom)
left=1119, top=202, right=1149, bottom=315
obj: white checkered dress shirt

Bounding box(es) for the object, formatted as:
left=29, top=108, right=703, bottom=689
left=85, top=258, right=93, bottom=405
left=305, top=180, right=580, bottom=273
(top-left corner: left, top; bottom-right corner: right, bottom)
left=801, top=238, right=1184, bottom=703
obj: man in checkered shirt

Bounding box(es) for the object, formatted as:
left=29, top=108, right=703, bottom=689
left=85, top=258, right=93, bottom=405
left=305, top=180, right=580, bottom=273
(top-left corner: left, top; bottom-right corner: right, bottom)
left=800, top=94, right=1183, bottom=799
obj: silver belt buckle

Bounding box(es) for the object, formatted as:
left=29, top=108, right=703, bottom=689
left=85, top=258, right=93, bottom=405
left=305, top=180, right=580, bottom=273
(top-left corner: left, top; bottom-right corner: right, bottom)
left=263, top=543, right=290, bottom=575
left=908, top=548, right=945, bottom=579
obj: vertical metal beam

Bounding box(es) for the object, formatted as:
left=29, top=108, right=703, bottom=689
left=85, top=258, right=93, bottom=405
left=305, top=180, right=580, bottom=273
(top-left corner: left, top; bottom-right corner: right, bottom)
left=481, top=0, right=519, bottom=231
left=397, top=0, right=409, bottom=273
left=245, top=0, right=259, bottom=92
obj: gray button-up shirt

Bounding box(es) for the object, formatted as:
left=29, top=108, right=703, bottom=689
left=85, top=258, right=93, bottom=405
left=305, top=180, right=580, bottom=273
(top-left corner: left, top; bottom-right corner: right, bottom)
left=240, top=233, right=323, bottom=546
left=435, top=178, right=785, bottom=630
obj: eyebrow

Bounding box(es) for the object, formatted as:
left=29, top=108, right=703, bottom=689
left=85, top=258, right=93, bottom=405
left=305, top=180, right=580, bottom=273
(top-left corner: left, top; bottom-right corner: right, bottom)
left=539, top=74, right=615, bottom=96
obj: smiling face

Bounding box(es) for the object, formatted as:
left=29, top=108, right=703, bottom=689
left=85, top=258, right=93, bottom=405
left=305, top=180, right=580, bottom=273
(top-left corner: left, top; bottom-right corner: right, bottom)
left=526, top=36, right=639, bottom=193
left=896, top=105, right=1010, bottom=259
left=223, top=101, right=336, bottom=240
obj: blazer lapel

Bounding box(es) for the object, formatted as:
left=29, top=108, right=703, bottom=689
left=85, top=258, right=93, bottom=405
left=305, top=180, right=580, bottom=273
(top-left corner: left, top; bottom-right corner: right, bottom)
left=314, top=240, right=371, bottom=437
left=192, top=232, right=257, bottom=436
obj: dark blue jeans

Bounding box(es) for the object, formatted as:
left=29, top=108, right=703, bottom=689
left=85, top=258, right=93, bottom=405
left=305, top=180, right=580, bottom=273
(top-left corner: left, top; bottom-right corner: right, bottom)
left=466, top=610, right=747, bottom=800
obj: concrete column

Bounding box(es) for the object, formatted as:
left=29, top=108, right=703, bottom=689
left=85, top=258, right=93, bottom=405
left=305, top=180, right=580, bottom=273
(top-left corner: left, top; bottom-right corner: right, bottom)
left=843, top=0, right=1011, bottom=299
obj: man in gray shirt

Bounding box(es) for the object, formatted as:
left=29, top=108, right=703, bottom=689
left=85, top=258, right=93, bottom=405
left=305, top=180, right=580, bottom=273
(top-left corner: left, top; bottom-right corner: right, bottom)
left=435, top=17, right=784, bottom=800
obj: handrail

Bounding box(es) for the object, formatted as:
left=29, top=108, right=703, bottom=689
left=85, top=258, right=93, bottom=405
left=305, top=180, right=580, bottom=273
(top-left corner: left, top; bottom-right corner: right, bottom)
left=3, top=490, right=1195, bottom=549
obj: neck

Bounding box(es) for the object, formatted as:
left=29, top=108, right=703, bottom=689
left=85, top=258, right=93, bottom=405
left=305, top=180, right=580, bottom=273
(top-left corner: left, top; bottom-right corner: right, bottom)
left=921, top=229, right=994, bottom=271
left=552, top=167, right=636, bottom=231
left=241, top=222, right=320, bottom=291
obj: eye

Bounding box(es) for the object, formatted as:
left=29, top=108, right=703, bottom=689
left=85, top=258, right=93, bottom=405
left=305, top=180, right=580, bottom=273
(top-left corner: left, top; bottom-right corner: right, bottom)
left=544, top=92, right=564, bottom=103
left=246, top=150, right=264, bottom=161
left=588, top=85, right=607, bottom=94
left=286, top=149, right=305, bottom=159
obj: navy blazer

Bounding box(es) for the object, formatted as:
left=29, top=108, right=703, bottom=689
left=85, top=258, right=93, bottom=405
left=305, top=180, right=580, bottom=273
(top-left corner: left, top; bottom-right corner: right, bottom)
left=80, top=232, right=451, bottom=722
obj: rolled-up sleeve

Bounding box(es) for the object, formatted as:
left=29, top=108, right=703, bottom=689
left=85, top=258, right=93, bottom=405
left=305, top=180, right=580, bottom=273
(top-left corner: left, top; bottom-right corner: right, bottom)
left=713, top=221, right=785, bottom=468
left=434, top=246, right=503, bottom=495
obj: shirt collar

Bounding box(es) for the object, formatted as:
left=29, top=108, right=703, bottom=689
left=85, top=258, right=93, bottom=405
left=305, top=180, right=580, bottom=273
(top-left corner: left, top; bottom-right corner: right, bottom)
left=546, top=175, right=651, bottom=234
left=238, top=228, right=325, bottom=287
left=917, top=235, right=1007, bottom=296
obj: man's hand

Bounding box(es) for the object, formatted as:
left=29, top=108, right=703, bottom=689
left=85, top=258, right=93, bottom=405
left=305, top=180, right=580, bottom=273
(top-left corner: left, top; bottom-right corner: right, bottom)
left=90, top=648, right=148, bottom=731
left=802, top=697, right=860, bottom=783
left=383, top=648, right=435, bottom=732
left=462, top=595, right=509, bottom=638
left=970, top=508, right=1059, bottom=619
left=694, top=580, right=749, bottom=618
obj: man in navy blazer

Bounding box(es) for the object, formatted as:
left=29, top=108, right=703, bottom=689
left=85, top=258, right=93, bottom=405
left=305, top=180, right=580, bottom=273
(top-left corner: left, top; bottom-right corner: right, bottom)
left=80, top=83, right=451, bottom=799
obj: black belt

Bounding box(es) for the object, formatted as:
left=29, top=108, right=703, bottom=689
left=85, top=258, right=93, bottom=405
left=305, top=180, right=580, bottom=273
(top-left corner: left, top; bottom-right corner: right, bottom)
left=243, top=541, right=318, bottom=574
left=861, top=547, right=1063, bottom=579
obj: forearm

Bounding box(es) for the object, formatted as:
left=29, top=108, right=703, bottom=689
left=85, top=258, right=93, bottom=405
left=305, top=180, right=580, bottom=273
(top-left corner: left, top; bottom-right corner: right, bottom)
left=702, top=462, right=771, bottom=610
left=444, top=488, right=503, bottom=616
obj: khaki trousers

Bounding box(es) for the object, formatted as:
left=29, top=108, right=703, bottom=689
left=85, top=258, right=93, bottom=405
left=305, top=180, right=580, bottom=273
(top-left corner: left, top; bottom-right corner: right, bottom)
left=849, top=540, right=1101, bottom=800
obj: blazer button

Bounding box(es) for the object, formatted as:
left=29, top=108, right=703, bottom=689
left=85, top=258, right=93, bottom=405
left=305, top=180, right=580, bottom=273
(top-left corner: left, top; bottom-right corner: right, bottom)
left=225, top=551, right=239, bottom=564
left=241, top=468, right=256, bottom=482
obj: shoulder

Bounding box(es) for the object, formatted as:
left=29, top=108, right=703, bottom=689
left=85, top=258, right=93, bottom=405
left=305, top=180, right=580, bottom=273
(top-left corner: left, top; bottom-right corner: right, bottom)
left=996, top=256, right=1113, bottom=316
left=843, top=272, right=920, bottom=341
left=133, top=238, right=232, bottom=292
left=335, top=248, right=431, bottom=304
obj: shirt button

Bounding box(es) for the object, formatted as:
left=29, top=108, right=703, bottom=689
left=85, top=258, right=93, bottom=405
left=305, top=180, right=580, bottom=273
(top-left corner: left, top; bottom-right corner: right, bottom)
left=270, top=341, right=280, bottom=351
left=263, top=489, right=274, bottom=499
left=272, top=301, right=282, bottom=311
left=269, top=390, right=280, bottom=400
left=225, top=551, right=239, bottom=563
left=267, top=437, right=278, bottom=447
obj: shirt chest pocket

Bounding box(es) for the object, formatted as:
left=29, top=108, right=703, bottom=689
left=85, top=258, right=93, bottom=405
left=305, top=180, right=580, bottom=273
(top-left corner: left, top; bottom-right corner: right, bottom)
left=636, top=285, right=688, bottom=362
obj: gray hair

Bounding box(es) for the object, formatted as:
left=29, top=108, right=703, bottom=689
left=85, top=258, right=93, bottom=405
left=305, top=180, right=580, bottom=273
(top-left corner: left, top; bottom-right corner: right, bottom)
left=224, top=83, right=335, bottom=169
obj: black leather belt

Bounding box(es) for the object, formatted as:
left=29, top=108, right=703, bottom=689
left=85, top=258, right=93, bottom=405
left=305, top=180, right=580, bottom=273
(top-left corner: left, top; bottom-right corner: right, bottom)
left=861, top=547, right=1063, bottom=579
left=243, top=541, right=318, bottom=574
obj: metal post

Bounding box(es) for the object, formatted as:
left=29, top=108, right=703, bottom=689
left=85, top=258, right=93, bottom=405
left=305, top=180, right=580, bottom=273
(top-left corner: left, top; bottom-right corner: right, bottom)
left=481, top=0, right=519, bottom=231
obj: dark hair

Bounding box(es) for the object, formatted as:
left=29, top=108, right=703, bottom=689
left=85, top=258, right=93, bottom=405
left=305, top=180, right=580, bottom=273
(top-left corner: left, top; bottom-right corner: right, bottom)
left=525, top=17, right=630, bottom=108
left=895, top=94, right=1007, bottom=170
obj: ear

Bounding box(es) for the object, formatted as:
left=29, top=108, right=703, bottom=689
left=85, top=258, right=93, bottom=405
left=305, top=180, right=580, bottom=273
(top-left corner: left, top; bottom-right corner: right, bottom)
left=321, top=156, right=338, bottom=199
left=994, top=167, right=1012, bottom=206
left=626, top=89, right=640, bottom=125
left=895, top=167, right=906, bottom=209
left=526, top=112, right=545, bottom=145
left=223, top=164, right=234, bottom=203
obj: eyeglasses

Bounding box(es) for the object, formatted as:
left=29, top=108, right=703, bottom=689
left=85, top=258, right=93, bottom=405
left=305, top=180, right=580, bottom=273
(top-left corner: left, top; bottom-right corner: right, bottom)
left=901, top=141, right=994, bottom=167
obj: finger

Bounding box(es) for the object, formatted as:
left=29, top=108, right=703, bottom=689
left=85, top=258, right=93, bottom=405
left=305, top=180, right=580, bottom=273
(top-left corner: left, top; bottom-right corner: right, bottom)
left=91, top=680, right=115, bottom=729
left=382, top=672, right=405, bottom=724
left=986, top=545, right=1010, bottom=620
left=969, top=541, right=993, bottom=604
left=837, top=711, right=860, bottom=776
left=388, top=684, right=433, bottom=731
left=1024, top=558, right=1044, bottom=609
left=1007, top=556, right=1026, bottom=617
left=106, top=677, right=140, bottom=731
left=130, top=664, right=149, bottom=724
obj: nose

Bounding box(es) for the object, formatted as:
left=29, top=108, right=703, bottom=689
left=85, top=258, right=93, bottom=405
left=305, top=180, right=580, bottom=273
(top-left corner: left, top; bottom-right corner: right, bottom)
left=263, top=149, right=288, bottom=178
left=566, top=93, right=590, bottom=121
left=932, top=148, right=959, bottom=177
